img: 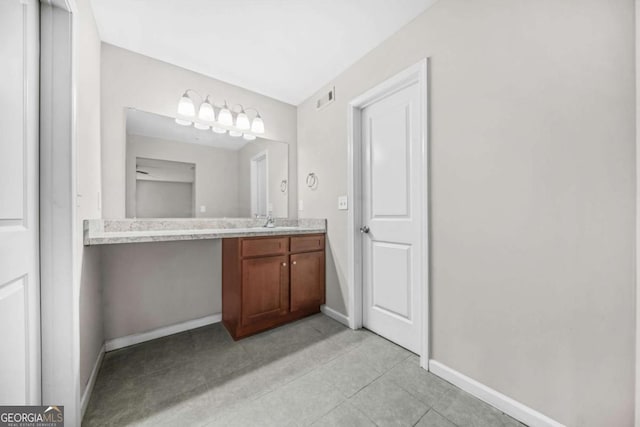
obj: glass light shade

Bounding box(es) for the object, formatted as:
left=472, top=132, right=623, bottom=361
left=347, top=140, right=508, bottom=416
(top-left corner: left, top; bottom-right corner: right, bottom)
left=212, top=127, right=227, bottom=134
left=218, top=107, right=233, bottom=126
left=177, top=93, right=196, bottom=117
left=198, top=99, right=216, bottom=122
left=251, top=116, right=265, bottom=134
left=236, top=111, right=250, bottom=130
left=175, top=118, right=192, bottom=126
left=194, top=122, right=210, bottom=130
left=229, top=130, right=243, bottom=137
left=243, top=134, right=256, bottom=141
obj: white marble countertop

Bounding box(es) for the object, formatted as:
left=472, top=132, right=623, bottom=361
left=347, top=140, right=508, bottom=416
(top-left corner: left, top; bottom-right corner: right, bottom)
left=83, top=218, right=326, bottom=246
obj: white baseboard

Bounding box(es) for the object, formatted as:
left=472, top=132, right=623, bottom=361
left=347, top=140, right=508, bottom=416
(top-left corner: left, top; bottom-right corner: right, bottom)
left=429, top=360, right=565, bottom=427
left=320, top=305, right=350, bottom=327
left=105, top=313, right=222, bottom=352
left=81, top=344, right=105, bottom=419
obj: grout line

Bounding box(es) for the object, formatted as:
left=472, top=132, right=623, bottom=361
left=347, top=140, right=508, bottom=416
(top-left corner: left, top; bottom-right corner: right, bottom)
left=345, top=370, right=385, bottom=400
left=349, top=400, right=380, bottom=427
left=306, top=398, right=348, bottom=426
left=412, top=408, right=460, bottom=427
left=437, top=408, right=461, bottom=427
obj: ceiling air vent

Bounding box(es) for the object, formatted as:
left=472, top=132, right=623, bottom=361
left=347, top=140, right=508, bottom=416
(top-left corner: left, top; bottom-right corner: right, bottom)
left=316, top=86, right=335, bottom=110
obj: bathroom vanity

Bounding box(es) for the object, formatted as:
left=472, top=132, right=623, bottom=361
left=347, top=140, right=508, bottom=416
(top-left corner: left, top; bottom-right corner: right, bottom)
left=80, top=107, right=323, bottom=343
left=222, top=233, right=325, bottom=339
left=83, top=218, right=326, bottom=340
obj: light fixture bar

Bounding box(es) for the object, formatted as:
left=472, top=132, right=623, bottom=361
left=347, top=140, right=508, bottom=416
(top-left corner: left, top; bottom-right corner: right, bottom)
left=174, top=90, right=265, bottom=137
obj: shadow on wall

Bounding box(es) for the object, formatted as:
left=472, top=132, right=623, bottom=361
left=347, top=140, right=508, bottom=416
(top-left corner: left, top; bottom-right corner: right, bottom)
left=325, top=238, right=347, bottom=316
left=79, top=244, right=104, bottom=390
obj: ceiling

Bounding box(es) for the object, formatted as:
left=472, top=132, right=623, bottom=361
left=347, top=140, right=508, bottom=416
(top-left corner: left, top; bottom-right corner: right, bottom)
left=90, top=0, right=437, bottom=105
left=126, top=108, right=253, bottom=150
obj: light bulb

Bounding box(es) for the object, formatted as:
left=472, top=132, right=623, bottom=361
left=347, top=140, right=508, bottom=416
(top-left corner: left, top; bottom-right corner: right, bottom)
left=194, top=122, right=210, bottom=130
left=229, top=130, right=242, bottom=137
left=177, top=92, right=195, bottom=117
left=218, top=103, right=233, bottom=127
left=212, top=127, right=227, bottom=134
left=198, top=97, right=216, bottom=122
left=243, top=134, right=256, bottom=141
left=175, top=118, right=192, bottom=126
left=251, top=115, right=264, bottom=134
left=236, top=111, right=250, bottom=130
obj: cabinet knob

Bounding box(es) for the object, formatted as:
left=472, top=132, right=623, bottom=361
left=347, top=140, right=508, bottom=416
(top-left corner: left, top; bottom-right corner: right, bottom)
left=282, top=262, right=287, bottom=266
left=292, top=261, right=297, bottom=265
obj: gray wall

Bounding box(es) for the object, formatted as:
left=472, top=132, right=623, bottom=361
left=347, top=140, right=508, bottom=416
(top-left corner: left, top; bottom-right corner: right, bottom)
left=126, top=134, right=241, bottom=217
left=101, top=240, right=220, bottom=340
left=637, top=0, right=640, bottom=421
left=76, top=0, right=104, bottom=394
left=297, top=0, right=635, bottom=425
left=135, top=181, right=194, bottom=218
left=101, top=43, right=298, bottom=219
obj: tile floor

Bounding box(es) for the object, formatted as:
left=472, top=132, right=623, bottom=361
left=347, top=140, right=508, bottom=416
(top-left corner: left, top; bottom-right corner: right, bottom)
left=83, top=314, right=525, bottom=426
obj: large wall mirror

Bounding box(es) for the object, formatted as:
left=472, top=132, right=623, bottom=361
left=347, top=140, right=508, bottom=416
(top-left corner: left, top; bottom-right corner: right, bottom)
left=125, top=108, right=289, bottom=218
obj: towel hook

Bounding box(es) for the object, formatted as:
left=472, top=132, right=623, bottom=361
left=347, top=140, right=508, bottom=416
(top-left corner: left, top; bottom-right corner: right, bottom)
left=306, top=173, right=318, bottom=189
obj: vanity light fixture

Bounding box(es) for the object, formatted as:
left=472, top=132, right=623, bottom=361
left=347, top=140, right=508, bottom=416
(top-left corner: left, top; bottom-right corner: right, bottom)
left=175, top=118, right=193, bottom=126
left=194, top=97, right=214, bottom=130
left=235, top=106, right=250, bottom=130
left=243, top=107, right=265, bottom=134
left=177, top=91, right=196, bottom=116
left=251, top=113, right=265, bottom=134
left=175, top=90, right=195, bottom=125
left=217, top=101, right=234, bottom=127
left=198, top=96, right=215, bottom=122
left=174, top=90, right=265, bottom=138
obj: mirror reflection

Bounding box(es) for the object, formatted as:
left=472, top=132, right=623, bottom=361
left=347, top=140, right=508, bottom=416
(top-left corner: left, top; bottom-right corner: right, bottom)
left=125, top=108, right=289, bottom=218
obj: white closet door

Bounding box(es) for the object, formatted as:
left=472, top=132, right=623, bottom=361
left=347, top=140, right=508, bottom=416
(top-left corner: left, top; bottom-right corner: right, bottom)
left=0, top=0, right=41, bottom=405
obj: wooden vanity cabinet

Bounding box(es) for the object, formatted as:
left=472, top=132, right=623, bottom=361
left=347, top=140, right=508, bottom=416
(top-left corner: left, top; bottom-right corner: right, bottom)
left=290, top=251, right=325, bottom=312
left=222, top=234, right=325, bottom=340
left=241, top=255, right=289, bottom=326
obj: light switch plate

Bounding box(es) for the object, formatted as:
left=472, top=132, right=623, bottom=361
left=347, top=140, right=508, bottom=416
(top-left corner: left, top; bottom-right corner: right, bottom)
left=338, top=196, right=348, bottom=210
left=298, top=199, right=304, bottom=211
left=200, top=205, right=206, bottom=213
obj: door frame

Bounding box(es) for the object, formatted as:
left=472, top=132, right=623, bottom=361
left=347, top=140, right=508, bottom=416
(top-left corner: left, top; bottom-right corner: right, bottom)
left=250, top=150, right=269, bottom=216
left=346, top=58, right=430, bottom=369
left=40, top=0, right=81, bottom=424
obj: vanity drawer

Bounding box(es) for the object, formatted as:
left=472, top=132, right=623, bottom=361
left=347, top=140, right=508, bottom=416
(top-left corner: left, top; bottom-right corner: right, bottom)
left=290, top=234, right=325, bottom=253
left=242, top=237, right=289, bottom=257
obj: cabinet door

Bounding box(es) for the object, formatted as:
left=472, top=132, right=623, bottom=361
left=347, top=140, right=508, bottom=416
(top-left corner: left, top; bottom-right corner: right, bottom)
left=241, top=255, right=289, bottom=326
left=290, top=251, right=325, bottom=312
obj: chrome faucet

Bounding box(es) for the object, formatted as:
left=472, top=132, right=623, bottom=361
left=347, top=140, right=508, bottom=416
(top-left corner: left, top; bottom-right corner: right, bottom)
left=264, top=214, right=275, bottom=228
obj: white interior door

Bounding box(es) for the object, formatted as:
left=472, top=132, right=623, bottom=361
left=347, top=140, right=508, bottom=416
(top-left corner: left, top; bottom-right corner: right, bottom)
left=361, top=80, right=424, bottom=354
left=0, top=0, right=41, bottom=405
left=251, top=152, right=269, bottom=217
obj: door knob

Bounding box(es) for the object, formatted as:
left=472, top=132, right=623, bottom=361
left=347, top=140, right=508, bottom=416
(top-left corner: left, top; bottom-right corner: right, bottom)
left=360, top=226, right=370, bottom=234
